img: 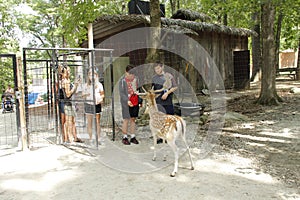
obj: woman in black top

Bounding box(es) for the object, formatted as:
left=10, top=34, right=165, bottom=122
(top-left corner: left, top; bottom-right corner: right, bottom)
left=61, top=65, right=82, bottom=143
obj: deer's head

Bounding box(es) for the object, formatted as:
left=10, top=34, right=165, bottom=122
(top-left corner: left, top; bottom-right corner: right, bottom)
left=138, top=87, right=160, bottom=109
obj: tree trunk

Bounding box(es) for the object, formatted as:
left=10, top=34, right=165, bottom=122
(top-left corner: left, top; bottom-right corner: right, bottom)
left=250, top=12, right=262, bottom=81
left=144, top=0, right=161, bottom=86
left=223, top=13, right=228, bottom=26
left=256, top=1, right=282, bottom=105
left=296, top=40, right=300, bottom=80
left=146, top=0, right=161, bottom=64
left=170, top=0, right=176, bottom=15
left=275, top=11, right=283, bottom=70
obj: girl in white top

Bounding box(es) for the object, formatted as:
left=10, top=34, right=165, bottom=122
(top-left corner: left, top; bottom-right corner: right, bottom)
left=82, top=69, right=105, bottom=144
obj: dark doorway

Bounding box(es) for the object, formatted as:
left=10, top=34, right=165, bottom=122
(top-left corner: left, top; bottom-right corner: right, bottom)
left=233, top=50, right=250, bottom=90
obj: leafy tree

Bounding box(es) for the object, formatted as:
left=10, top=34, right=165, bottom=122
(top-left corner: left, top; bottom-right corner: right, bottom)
left=279, top=0, right=300, bottom=50
left=0, top=0, right=21, bottom=53
left=0, top=0, right=22, bottom=90
left=16, top=0, right=65, bottom=49
left=58, top=0, right=124, bottom=47
left=192, top=0, right=298, bottom=104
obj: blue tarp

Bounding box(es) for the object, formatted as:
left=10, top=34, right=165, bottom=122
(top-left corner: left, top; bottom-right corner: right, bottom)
left=28, top=93, right=39, bottom=105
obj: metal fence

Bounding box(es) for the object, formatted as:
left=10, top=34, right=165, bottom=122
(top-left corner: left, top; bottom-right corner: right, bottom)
left=0, top=48, right=116, bottom=149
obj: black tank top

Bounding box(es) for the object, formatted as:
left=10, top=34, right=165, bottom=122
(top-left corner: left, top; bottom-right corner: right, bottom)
left=62, top=84, right=73, bottom=106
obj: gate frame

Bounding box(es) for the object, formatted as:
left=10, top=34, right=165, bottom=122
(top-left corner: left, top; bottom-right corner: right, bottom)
left=0, top=54, right=21, bottom=147
left=22, top=47, right=115, bottom=147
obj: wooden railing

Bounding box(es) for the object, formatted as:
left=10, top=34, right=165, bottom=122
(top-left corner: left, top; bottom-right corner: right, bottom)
left=276, top=67, right=298, bottom=80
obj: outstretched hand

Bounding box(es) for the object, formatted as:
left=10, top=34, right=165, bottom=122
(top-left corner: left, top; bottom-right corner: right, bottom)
left=75, top=77, right=81, bottom=85
left=161, top=93, right=168, bottom=100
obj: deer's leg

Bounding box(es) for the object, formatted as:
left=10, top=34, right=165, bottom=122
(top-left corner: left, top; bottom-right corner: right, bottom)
left=168, top=140, right=178, bottom=177
left=163, top=138, right=167, bottom=161
left=152, top=134, right=157, bottom=161
left=182, top=136, right=194, bottom=170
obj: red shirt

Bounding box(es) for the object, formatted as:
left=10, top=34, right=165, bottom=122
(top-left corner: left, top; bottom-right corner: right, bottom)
left=125, top=76, right=136, bottom=96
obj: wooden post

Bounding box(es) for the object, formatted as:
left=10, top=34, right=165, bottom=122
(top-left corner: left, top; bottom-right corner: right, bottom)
left=88, top=23, right=94, bottom=49
left=17, top=57, right=28, bottom=151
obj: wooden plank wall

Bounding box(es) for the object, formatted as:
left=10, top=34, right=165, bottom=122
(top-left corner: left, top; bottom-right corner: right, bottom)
left=90, top=20, right=250, bottom=91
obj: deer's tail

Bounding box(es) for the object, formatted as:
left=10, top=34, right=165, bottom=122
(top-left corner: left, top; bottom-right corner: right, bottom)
left=176, top=116, right=186, bottom=137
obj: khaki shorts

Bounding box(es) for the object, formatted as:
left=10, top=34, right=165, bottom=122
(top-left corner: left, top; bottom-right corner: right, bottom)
left=64, top=105, right=76, bottom=117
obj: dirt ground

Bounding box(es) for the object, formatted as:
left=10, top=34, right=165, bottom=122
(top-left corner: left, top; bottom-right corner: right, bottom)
left=0, top=79, right=299, bottom=200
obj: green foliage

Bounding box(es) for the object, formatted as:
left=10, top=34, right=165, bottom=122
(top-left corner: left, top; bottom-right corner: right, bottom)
left=58, top=0, right=124, bottom=46
left=41, top=93, right=48, bottom=101
left=0, top=58, right=14, bottom=92
left=197, top=0, right=299, bottom=50
left=16, top=0, right=63, bottom=48
left=278, top=0, right=300, bottom=50
left=1, top=0, right=299, bottom=55
left=0, top=0, right=20, bottom=89
left=0, top=0, right=22, bottom=53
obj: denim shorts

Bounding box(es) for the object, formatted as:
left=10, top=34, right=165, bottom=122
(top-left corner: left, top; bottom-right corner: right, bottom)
left=58, top=101, right=64, bottom=114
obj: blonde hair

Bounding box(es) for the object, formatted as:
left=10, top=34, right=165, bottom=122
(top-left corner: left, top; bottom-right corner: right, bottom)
left=58, top=65, right=64, bottom=80
left=87, top=68, right=99, bottom=86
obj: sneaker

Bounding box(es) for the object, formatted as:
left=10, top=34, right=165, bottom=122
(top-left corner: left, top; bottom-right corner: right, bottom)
left=62, top=141, right=70, bottom=146
left=157, top=138, right=167, bottom=144
left=157, top=138, right=163, bottom=144
left=122, top=137, right=130, bottom=145
left=88, top=139, right=94, bottom=146
left=130, top=137, right=139, bottom=144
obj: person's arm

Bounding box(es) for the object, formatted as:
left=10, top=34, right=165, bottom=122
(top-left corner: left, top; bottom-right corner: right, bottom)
left=98, top=82, right=105, bottom=104
left=165, top=87, right=177, bottom=95
left=166, top=73, right=177, bottom=94
left=161, top=73, right=177, bottom=99
left=119, top=78, right=128, bottom=102
left=63, top=80, right=79, bottom=98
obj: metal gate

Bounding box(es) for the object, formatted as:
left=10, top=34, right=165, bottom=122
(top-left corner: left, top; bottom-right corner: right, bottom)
left=0, top=54, right=21, bottom=148
left=22, top=47, right=115, bottom=148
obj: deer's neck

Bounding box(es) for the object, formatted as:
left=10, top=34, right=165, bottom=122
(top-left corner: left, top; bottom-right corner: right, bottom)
left=149, top=104, right=158, bottom=115
left=148, top=98, right=159, bottom=116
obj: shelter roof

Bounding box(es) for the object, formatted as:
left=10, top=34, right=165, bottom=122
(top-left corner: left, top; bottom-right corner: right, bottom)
left=94, top=14, right=257, bottom=37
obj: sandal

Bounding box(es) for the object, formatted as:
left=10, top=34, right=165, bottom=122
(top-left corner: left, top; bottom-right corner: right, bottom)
left=74, top=138, right=84, bottom=143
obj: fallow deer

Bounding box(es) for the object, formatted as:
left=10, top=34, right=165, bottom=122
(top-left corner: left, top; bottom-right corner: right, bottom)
left=139, top=87, right=194, bottom=177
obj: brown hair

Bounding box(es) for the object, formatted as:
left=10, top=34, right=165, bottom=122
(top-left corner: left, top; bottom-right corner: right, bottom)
left=155, top=61, right=163, bottom=67
left=125, top=64, right=135, bottom=74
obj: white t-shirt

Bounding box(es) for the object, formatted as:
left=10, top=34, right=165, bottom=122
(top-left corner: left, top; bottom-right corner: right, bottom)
left=84, top=81, right=104, bottom=105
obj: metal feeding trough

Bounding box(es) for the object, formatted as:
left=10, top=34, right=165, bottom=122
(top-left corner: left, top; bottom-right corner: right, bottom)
left=174, top=102, right=205, bottom=117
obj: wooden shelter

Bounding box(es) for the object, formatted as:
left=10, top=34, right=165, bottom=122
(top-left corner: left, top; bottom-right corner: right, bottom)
left=81, top=9, right=256, bottom=91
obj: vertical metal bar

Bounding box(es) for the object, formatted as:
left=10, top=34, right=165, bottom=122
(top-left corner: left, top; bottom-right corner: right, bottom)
left=91, top=50, right=98, bottom=148
left=46, top=61, right=51, bottom=120
left=49, top=61, right=53, bottom=119
left=52, top=50, right=60, bottom=144
left=22, top=49, right=29, bottom=146
left=110, top=50, right=115, bottom=141
left=12, top=54, right=21, bottom=144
